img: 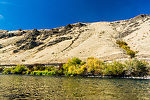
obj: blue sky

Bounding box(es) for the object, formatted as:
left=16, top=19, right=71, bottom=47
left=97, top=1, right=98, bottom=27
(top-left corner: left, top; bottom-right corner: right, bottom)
left=0, top=0, right=150, bottom=30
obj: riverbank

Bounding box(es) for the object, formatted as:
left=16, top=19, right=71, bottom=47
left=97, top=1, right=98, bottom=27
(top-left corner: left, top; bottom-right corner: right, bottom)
left=0, top=57, right=149, bottom=77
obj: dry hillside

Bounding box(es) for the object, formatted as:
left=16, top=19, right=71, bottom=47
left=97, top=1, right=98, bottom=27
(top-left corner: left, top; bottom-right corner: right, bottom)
left=0, top=14, right=150, bottom=64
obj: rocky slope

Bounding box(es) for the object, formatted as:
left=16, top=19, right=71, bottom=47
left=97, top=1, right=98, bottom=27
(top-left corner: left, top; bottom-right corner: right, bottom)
left=0, top=14, right=150, bottom=64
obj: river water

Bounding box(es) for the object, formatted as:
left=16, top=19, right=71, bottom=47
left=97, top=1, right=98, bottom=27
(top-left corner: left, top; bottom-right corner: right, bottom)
left=0, top=75, right=149, bottom=100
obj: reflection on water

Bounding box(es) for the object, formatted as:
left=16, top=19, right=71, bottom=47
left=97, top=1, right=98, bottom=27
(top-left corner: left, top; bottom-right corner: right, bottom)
left=0, top=75, right=149, bottom=100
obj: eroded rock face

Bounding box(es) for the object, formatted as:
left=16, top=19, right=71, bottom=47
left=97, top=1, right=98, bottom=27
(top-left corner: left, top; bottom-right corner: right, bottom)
left=11, top=23, right=85, bottom=53
left=13, top=30, right=42, bottom=52
left=0, top=44, right=3, bottom=49
left=0, top=33, right=15, bottom=39
left=19, top=41, right=43, bottom=50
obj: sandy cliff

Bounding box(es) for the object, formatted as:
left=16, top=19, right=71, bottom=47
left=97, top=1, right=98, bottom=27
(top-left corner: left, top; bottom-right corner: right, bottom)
left=0, top=14, right=150, bottom=64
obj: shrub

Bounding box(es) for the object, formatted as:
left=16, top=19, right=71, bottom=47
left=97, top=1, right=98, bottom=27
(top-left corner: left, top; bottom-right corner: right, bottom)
left=11, top=65, right=27, bottom=74
left=30, top=71, right=56, bottom=76
left=36, top=71, right=43, bottom=76
left=25, top=70, right=31, bottom=75
left=125, top=59, right=149, bottom=76
left=116, top=41, right=137, bottom=58
left=26, top=65, right=34, bottom=71
left=87, top=57, right=95, bottom=60
left=63, top=64, right=77, bottom=76
left=46, top=71, right=56, bottom=76
left=121, top=45, right=130, bottom=50
left=33, top=64, right=45, bottom=71
left=76, top=65, right=87, bottom=75
left=45, top=66, right=55, bottom=71
left=30, top=71, right=42, bottom=75
left=68, top=57, right=82, bottom=65
left=126, top=50, right=136, bottom=58
left=116, top=41, right=128, bottom=46
left=85, top=58, right=104, bottom=75
left=30, top=71, right=35, bottom=75
left=45, top=65, right=62, bottom=75
left=63, top=63, right=70, bottom=75
left=103, top=61, right=125, bottom=76
left=67, top=65, right=77, bottom=76
left=3, top=68, right=12, bottom=74
left=63, top=57, right=85, bottom=76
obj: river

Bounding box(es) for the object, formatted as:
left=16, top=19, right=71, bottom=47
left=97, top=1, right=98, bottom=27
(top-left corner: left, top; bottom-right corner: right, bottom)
left=0, top=75, right=149, bottom=100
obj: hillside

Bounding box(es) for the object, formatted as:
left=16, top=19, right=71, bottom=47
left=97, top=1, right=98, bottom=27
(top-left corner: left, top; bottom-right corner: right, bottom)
left=0, top=14, right=150, bottom=64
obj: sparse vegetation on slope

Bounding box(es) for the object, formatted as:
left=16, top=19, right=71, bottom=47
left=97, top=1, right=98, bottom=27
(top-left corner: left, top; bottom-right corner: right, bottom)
left=116, top=41, right=138, bottom=58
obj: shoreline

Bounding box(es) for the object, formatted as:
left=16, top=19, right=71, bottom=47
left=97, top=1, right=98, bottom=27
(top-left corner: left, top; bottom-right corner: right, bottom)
left=0, top=74, right=150, bottom=80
